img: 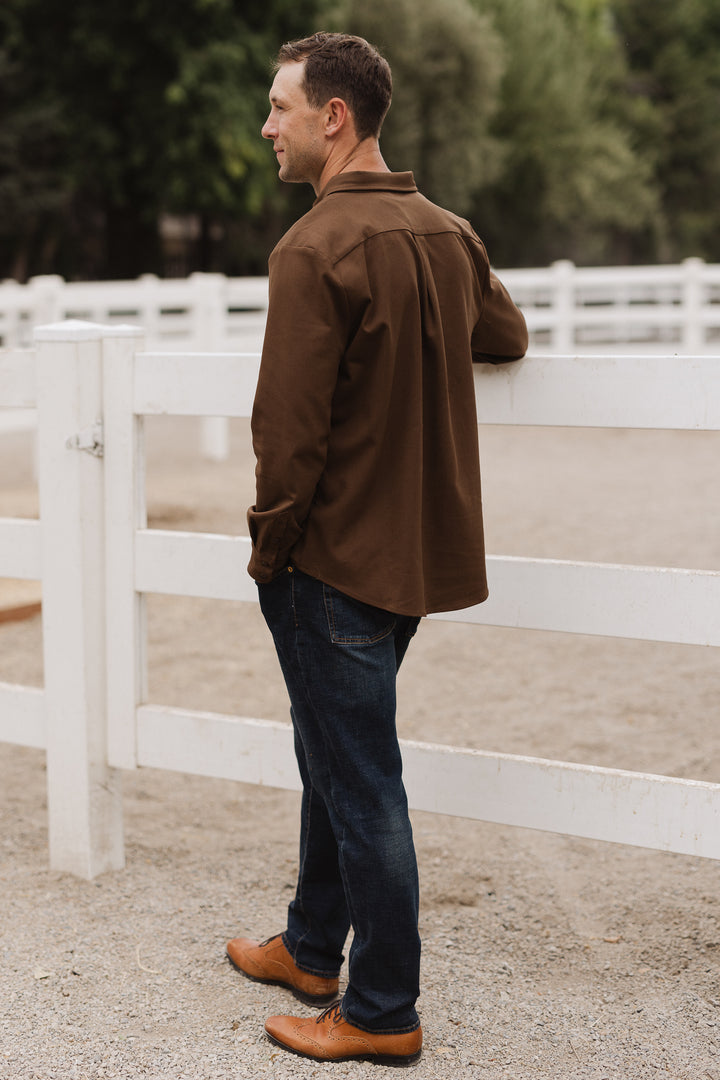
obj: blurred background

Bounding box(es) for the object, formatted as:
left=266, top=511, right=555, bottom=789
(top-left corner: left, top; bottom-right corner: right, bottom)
left=2, top=0, right=719, bottom=283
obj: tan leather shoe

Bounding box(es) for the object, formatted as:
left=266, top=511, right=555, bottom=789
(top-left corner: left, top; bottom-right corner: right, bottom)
left=265, top=1002, right=422, bottom=1066
left=226, top=934, right=339, bottom=1007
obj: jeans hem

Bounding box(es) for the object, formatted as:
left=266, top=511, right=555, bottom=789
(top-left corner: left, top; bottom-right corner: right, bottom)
left=340, top=1001, right=421, bottom=1036
left=282, top=931, right=341, bottom=980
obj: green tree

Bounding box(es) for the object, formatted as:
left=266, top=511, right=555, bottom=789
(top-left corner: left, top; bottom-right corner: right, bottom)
left=610, top=0, right=720, bottom=261
left=0, top=0, right=328, bottom=279
left=0, top=5, right=72, bottom=280
left=469, top=0, right=659, bottom=266
left=326, top=0, right=505, bottom=215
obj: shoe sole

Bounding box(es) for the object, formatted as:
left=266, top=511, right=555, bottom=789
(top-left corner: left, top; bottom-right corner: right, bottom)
left=226, top=950, right=339, bottom=1008
left=265, top=1028, right=422, bottom=1067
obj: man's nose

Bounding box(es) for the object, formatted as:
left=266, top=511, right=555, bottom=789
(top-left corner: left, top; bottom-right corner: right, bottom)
left=261, top=113, right=275, bottom=139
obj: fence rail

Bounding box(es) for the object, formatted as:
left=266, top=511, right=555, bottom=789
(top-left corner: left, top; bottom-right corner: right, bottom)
left=1, top=321, right=719, bottom=877
left=0, top=273, right=269, bottom=351
left=2, top=260, right=720, bottom=355
left=3, top=260, right=719, bottom=458
left=500, top=258, right=720, bottom=353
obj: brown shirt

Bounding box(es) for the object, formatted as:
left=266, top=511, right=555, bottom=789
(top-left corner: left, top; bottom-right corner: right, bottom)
left=247, top=171, right=527, bottom=616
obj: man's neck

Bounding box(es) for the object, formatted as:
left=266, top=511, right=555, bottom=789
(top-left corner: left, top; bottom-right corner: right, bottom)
left=314, top=141, right=390, bottom=196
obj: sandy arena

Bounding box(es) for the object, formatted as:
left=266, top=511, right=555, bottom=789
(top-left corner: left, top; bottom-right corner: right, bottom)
left=1, top=414, right=720, bottom=1079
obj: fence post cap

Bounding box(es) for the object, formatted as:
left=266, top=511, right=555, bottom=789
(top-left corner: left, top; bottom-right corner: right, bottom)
left=27, top=274, right=65, bottom=285
left=33, top=320, right=144, bottom=343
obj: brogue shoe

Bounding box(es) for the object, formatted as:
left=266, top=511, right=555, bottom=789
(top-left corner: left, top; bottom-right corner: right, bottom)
left=226, top=934, right=339, bottom=1007
left=264, top=1002, right=422, bottom=1066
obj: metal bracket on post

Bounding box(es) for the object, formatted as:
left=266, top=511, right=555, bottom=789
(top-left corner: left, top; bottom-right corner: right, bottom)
left=66, top=419, right=104, bottom=457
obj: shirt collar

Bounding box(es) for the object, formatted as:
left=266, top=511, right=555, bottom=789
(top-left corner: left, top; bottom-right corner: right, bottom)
left=314, top=171, right=417, bottom=205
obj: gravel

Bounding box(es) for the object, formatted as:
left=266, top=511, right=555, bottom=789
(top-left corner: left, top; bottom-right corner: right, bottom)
left=2, top=417, right=720, bottom=1078
left=3, top=748, right=720, bottom=1079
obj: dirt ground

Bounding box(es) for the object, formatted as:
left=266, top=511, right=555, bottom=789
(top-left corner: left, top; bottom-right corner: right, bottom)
left=1, top=416, right=720, bottom=1079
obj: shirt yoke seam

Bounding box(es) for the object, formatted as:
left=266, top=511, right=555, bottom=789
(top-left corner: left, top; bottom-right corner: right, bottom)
left=283, top=227, right=479, bottom=270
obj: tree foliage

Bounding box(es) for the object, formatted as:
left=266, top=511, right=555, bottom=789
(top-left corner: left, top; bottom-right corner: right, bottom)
left=469, top=0, right=659, bottom=265
left=0, top=0, right=325, bottom=278
left=0, top=0, right=718, bottom=278
left=610, top=0, right=720, bottom=261
left=326, top=0, right=505, bottom=215
left=0, top=4, right=72, bottom=280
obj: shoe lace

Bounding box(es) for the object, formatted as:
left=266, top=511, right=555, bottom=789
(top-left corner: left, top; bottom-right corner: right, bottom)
left=317, top=1001, right=344, bottom=1025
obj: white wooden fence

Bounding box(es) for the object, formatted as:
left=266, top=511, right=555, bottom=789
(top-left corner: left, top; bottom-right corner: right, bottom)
left=2, top=259, right=720, bottom=354
left=3, top=259, right=719, bottom=458
left=1, top=321, right=719, bottom=878
left=501, top=257, right=720, bottom=353
left=0, top=272, right=269, bottom=351
left=0, top=272, right=269, bottom=459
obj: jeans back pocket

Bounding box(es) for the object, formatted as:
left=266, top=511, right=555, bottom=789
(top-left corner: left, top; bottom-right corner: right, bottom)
left=322, top=584, right=396, bottom=645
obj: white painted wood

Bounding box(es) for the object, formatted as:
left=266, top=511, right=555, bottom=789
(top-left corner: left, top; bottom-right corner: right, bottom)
left=25, top=275, right=64, bottom=330
left=3, top=321, right=718, bottom=877
left=134, top=530, right=255, bottom=602
left=0, top=348, right=36, bottom=407
left=189, top=273, right=233, bottom=461
left=434, top=557, right=720, bottom=647
left=682, top=257, right=705, bottom=352
left=549, top=259, right=574, bottom=353
left=135, top=348, right=259, bottom=463
left=0, top=408, right=37, bottom=435
left=132, top=534, right=720, bottom=649
left=474, top=354, right=720, bottom=430
left=225, top=275, right=270, bottom=311
left=134, top=706, right=720, bottom=860
left=399, top=739, right=720, bottom=860
left=34, top=321, right=124, bottom=878
left=123, top=342, right=720, bottom=453
left=499, top=257, right=720, bottom=352
left=102, top=328, right=148, bottom=771
left=214, top=279, right=266, bottom=452
left=133, top=351, right=260, bottom=417
left=199, top=416, right=230, bottom=461
left=0, top=683, right=45, bottom=749
left=136, top=706, right=301, bottom=791
left=4, top=262, right=720, bottom=353
left=0, top=518, right=41, bottom=579
left=34, top=319, right=134, bottom=342
left=132, top=344, right=720, bottom=465
left=189, top=272, right=226, bottom=350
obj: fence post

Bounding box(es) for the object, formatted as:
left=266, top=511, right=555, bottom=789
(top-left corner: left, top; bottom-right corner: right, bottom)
left=551, top=260, right=575, bottom=353
left=27, top=274, right=65, bottom=330
left=0, top=279, right=25, bottom=347
left=33, top=319, right=124, bottom=878
left=190, top=272, right=231, bottom=461
left=681, top=257, right=705, bottom=353
left=103, top=326, right=148, bottom=771
left=138, top=274, right=161, bottom=342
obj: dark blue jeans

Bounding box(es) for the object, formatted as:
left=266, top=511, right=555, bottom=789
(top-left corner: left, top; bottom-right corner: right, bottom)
left=258, top=566, right=421, bottom=1033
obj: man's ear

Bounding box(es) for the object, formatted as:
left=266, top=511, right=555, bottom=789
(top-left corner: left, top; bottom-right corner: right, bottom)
left=324, top=97, right=350, bottom=137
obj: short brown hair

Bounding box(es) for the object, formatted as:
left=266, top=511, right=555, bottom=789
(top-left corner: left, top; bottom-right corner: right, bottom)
left=276, top=32, right=392, bottom=142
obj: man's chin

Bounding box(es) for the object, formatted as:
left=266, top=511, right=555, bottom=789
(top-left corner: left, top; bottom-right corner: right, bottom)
left=278, top=167, right=306, bottom=185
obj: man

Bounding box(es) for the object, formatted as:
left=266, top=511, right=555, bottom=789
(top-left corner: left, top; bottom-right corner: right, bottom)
left=226, top=32, right=528, bottom=1066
